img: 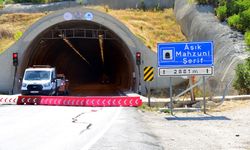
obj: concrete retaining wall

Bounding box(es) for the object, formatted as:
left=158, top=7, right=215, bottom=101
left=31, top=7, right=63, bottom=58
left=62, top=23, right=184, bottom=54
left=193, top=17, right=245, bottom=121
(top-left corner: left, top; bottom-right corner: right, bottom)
left=174, top=0, right=249, bottom=95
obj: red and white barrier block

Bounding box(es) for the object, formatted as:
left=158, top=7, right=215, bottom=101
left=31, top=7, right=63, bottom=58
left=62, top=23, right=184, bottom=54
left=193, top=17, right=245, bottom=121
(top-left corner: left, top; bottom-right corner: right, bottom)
left=17, top=96, right=142, bottom=107
left=0, top=95, right=18, bottom=105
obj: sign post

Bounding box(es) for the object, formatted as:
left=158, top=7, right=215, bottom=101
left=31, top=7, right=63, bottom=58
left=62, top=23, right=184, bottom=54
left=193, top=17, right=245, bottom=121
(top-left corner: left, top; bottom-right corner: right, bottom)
left=203, top=76, right=206, bottom=114
left=147, top=82, right=151, bottom=107
left=169, top=77, right=173, bottom=115
left=144, top=66, right=154, bottom=107
left=190, top=76, right=195, bottom=101
left=157, top=41, right=214, bottom=114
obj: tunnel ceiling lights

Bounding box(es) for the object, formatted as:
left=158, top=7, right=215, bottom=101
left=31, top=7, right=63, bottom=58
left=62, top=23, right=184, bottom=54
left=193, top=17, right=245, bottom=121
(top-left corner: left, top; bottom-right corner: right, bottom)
left=62, top=38, right=91, bottom=66
left=98, top=34, right=105, bottom=66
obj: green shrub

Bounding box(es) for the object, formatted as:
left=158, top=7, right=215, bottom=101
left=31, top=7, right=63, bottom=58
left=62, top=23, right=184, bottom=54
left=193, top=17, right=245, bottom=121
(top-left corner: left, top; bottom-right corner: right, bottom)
left=140, top=0, right=146, bottom=11
left=245, top=31, right=250, bottom=47
left=196, top=0, right=208, bottom=5
left=5, top=0, right=14, bottom=4
left=216, top=5, right=227, bottom=21
left=236, top=0, right=250, bottom=13
left=196, top=0, right=224, bottom=7
left=227, top=0, right=250, bottom=16
left=14, top=31, right=23, bottom=41
left=226, top=0, right=237, bottom=16
left=227, top=14, right=242, bottom=30
left=233, top=58, right=250, bottom=94
left=218, top=0, right=226, bottom=6
left=239, top=8, right=250, bottom=32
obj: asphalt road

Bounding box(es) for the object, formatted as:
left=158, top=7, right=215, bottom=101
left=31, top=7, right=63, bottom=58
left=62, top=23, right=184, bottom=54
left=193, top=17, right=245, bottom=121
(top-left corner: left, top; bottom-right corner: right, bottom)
left=0, top=105, right=163, bottom=150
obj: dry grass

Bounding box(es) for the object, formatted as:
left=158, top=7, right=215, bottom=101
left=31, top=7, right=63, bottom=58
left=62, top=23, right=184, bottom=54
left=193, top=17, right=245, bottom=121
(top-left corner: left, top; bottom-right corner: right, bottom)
left=88, top=6, right=186, bottom=52
left=0, top=38, right=15, bottom=53
left=0, top=28, right=13, bottom=39
left=209, top=100, right=250, bottom=112
left=0, top=8, right=186, bottom=53
left=0, top=13, right=46, bottom=53
left=0, top=13, right=45, bottom=31
left=111, top=9, right=186, bottom=52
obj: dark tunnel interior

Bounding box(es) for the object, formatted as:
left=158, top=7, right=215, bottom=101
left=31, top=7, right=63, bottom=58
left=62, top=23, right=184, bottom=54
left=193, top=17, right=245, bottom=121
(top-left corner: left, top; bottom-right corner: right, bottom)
left=21, top=21, right=135, bottom=96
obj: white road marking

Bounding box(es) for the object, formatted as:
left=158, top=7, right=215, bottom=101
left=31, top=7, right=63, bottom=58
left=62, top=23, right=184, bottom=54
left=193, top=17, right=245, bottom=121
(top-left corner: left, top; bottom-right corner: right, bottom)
left=80, top=107, right=122, bottom=150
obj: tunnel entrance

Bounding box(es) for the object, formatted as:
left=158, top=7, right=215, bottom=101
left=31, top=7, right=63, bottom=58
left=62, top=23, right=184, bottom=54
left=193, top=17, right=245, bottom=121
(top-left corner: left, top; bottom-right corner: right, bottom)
left=21, top=20, right=135, bottom=96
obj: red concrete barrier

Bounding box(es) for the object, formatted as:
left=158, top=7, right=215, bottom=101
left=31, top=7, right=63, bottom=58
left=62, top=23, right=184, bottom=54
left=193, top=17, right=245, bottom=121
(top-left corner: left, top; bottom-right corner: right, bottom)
left=17, top=96, right=142, bottom=107
left=0, top=95, right=18, bottom=105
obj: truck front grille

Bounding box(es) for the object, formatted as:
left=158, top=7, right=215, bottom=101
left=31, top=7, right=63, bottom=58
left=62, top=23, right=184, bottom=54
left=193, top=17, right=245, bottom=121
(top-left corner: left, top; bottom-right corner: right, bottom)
left=27, top=84, right=43, bottom=91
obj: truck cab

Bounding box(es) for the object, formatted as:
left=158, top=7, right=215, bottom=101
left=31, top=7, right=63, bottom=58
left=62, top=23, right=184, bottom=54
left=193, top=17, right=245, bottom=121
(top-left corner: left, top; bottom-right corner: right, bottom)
left=21, top=66, right=58, bottom=95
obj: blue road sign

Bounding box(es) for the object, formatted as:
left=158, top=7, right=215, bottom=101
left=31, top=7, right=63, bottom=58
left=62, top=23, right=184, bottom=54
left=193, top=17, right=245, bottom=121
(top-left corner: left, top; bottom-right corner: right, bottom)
left=158, top=41, right=214, bottom=68
left=84, top=12, right=94, bottom=21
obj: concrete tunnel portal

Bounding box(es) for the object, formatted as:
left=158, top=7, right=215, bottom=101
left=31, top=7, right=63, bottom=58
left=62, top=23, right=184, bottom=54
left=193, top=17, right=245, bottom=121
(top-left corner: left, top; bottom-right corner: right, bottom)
left=20, top=19, right=135, bottom=96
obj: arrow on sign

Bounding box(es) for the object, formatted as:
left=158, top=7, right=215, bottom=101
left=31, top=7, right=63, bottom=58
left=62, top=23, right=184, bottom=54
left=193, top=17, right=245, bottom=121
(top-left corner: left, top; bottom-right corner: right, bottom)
left=108, top=99, right=111, bottom=105
left=102, top=99, right=106, bottom=106
left=33, top=98, right=37, bottom=103
left=86, top=99, right=90, bottom=106
left=81, top=100, right=84, bottom=106
left=118, top=99, right=122, bottom=106
left=124, top=99, right=127, bottom=105
left=97, top=99, right=100, bottom=105
left=135, top=99, right=139, bottom=105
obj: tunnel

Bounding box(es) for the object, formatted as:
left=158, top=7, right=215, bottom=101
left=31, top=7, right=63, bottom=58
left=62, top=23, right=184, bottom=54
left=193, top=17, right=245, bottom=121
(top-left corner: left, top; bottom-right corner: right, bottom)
left=20, top=20, right=135, bottom=96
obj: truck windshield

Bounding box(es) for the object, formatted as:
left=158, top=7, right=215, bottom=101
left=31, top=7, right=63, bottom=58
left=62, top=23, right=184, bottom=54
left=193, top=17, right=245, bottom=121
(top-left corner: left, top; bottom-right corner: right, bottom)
left=24, top=71, right=50, bottom=80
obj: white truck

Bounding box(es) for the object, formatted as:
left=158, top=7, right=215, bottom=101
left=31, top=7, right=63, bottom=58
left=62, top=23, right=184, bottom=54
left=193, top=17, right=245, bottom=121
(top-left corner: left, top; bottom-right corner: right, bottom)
left=21, top=65, right=60, bottom=96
